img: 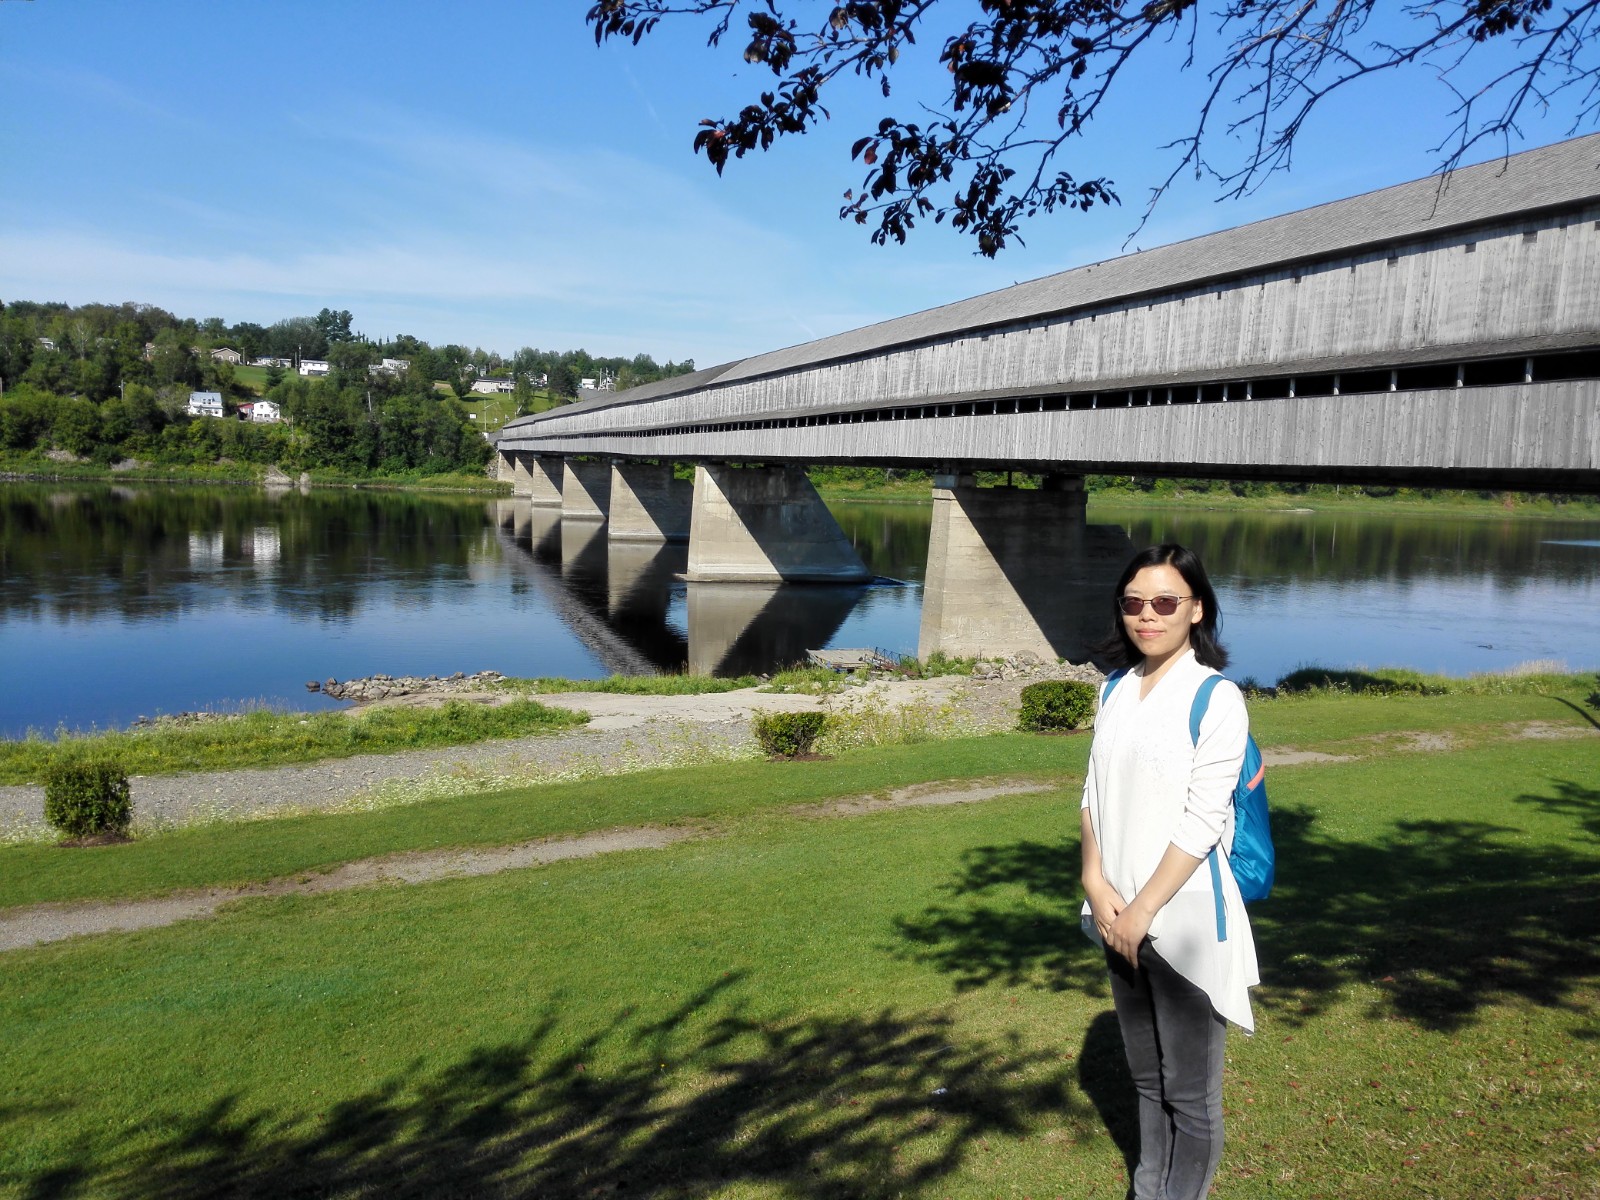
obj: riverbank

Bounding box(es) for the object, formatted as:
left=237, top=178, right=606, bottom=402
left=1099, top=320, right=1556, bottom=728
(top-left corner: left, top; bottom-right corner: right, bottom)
left=8, top=457, right=1595, bottom=515
left=0, top=453, right=510, bottom=494
left=2, top=663, right=1590, bottom=841
left=1, top=685, right=1596, bottom=1199
left=0, top=659, right=1093, bottom=833
left=814, top=476, right=1600, bottom=518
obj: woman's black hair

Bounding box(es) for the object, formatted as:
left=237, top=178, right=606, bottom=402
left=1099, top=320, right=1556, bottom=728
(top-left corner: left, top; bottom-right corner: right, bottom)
left=1095, top=543, right=1229, bottom=670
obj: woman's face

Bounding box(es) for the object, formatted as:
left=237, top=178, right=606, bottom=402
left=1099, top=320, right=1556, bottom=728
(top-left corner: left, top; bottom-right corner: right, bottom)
left=1121, top=564, right=1203, bottom=666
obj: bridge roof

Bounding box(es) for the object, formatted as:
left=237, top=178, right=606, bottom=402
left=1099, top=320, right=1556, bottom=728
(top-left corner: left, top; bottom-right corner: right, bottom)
left=507, top=133, right=1600, bottom=429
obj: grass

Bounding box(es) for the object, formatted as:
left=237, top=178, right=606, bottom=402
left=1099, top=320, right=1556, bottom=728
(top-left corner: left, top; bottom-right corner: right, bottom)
left=806, top=469, right=1600, bottom=519
left=0, top=735, right=1078, bottom=910
left=0, top=689, right=1596, bottom=1198
left=0, top=699, right=586, bottom=787
left=1088, top=485, right=1600, bottom=519
left=1270, top=662, right=1584, bottom=696
left=512, top=672, right=760, bottom=696
left=0, top=452, right=263, bottom=485
left=230, top=363, right=276, bottom=393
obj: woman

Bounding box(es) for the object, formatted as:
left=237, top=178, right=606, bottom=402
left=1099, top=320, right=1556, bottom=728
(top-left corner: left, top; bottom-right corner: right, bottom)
left=1080, top=543, right=1260, bottom=1200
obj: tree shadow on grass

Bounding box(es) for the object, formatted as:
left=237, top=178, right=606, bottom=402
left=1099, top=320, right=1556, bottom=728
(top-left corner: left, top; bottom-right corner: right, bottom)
left=892, top=786, right=1600, bottom=1034
left=15, top=975, right=1105, bottom=1200
left=1514, top=775, right=1600, bottom=840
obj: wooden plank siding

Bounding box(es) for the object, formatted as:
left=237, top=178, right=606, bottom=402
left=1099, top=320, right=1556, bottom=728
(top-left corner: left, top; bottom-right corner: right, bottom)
left=508, top=383, right=1594, bottom=484
left=499, top=138, right=1600, bottom=488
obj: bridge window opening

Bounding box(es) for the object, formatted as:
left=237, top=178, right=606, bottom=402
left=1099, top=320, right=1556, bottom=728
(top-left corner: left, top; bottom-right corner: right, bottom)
left=1396, top=363, right=1459, bottom=391
left=1251, top=378, right=1290, bottom=400
left=1459, top=359, right=1522, bottom=387
left=1464, top=242, right=1476, bottom=254
left=1532, top=348, right=1600, bottom=381
left=1522, top=230, right=1538, bottom=243
left=1098, top=393, right=1131, bottom=409
left=1068, top=394, right=1094, bottom=411
left=1199, top=382, right=1226, bottom=404
left=1297, top=374, right=1336, bottom=397
left=1338, top=369, right=1388, bottom=394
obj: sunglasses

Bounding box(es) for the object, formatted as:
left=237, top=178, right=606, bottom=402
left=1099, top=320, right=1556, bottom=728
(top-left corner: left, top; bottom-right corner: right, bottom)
left=1118, top=595, right=1193, bottom=617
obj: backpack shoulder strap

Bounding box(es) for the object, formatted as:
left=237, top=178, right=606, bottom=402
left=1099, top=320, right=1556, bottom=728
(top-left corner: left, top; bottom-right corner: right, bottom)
left=1191, top=671, right=1231, bottom=942
left=1188, top=673, right=1224, bottom=745
left=1100, top=667, right=1131, bottom=708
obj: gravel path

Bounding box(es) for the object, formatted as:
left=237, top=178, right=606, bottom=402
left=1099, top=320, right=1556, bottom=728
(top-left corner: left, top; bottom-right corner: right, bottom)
left=0, top=677, right=991, bottom=841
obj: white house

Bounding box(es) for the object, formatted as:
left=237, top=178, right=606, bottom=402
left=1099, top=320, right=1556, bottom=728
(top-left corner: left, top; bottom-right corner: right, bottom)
left=187, top=391, right=226, bottom=418
left=237, top=400, right=281, bottom=424
left=298, top=359, right=330, bottom=377
left=470, top=377, right=515, bottom=394
left=251, top=356, right=292, bottom=368
left=369, top=357, right=409, bottom=378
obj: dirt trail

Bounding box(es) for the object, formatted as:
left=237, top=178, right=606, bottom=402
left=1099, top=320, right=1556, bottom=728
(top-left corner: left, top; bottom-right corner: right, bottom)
left=0, top=778, right=1061, bottom=953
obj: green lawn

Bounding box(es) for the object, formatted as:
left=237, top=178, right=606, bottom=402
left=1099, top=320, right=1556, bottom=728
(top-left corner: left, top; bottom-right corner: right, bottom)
left=0, top=699, right=585, bottom=788
left=1, top=694, right=1596, bottom=1198
left=230, top=363, right=277, bottom=393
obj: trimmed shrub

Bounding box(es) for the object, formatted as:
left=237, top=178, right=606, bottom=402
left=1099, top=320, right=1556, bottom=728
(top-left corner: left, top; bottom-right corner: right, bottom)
left=43, top=759, right=132, bottom=839
left=752, top=711, right=828, bottom=758
left=1016, top=680, right=1097, bottom=732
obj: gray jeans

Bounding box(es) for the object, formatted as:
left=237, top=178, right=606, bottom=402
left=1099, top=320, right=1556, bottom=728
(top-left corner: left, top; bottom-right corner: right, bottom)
left=1106, top=944, right=1227, bottom=1200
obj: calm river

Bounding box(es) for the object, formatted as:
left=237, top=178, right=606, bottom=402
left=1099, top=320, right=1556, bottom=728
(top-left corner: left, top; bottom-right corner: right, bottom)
left=2, top=482, right=1597, bottom=738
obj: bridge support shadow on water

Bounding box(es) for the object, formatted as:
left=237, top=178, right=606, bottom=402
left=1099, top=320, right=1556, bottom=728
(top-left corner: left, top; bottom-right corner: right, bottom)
left=493, top=453, right=1132, bottom=675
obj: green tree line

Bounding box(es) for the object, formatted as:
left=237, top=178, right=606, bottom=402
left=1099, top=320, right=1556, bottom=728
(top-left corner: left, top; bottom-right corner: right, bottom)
left=0, top=299, right=696, bottom=477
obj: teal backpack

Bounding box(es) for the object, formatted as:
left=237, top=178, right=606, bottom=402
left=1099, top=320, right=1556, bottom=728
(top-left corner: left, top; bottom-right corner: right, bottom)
left=1100, top=670, right=1275, bottom=941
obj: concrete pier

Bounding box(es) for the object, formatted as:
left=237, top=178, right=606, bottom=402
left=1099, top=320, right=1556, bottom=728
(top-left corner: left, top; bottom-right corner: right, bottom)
left=919, top=475, right=1128, bottom=662
left=519, top=455, right=563, bottom=507
left=561, top=459, right=610, bottom=521
left=685, top=464, right=871, bottom=584
left=609, top=461, right=692, bottom=542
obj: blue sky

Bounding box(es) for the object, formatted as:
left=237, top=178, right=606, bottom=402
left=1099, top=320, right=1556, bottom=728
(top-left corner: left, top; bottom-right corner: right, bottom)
left=2, top=1, right=1591, bottom=367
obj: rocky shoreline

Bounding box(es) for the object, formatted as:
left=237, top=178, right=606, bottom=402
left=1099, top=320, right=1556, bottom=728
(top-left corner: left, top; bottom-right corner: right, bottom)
left=308, top=670, right=511, bottom=703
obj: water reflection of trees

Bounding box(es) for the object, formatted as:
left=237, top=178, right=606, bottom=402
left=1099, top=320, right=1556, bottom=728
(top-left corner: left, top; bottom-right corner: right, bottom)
left=0, top=484, right=489, bottom=623
left=1115, top=510, right=1600, bottom=590
left=830, top=502, right=934, bottom=581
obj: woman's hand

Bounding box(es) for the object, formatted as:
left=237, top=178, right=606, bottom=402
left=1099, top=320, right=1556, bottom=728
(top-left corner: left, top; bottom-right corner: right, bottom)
left=1105, top=901, right=1154, bottom=967
left=1084, top=878, right=1127, bottom=947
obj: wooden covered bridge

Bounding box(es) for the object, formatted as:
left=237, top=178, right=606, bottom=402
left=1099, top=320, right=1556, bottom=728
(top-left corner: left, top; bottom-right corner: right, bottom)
left=493, top=136, right=1600, bottom=662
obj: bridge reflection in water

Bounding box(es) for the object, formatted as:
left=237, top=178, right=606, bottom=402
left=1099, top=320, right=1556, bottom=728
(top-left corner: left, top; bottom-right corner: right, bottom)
left=491, top=498, right=1133, bottom=677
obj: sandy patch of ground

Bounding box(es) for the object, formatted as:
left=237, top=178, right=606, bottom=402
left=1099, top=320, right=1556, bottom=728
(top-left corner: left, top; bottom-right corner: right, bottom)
left=531, top=677, right=970, bottom=731
left=1264, top=749, right=1357, bottom=766
left=794, top=778, right=1058, bottom=818
left=1514, top=720, right=1600, bottom=740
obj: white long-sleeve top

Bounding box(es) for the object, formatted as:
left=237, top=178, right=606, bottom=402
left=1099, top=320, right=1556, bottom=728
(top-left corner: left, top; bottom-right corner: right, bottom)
left=1081, top=649, right=1261, bottom=1032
